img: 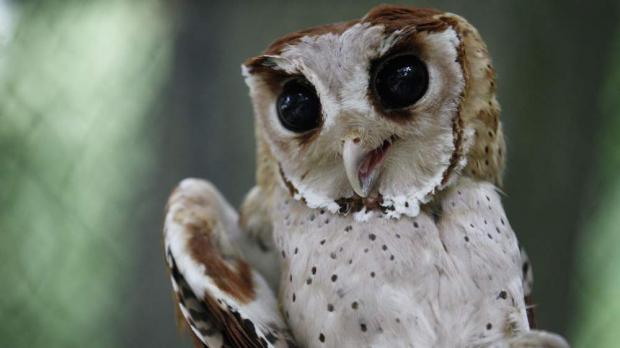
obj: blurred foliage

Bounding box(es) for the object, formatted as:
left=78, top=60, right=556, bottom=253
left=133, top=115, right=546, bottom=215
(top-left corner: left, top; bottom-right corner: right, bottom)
left=0, top=0, right=172, bottom=346
left=571, top=25, right=620, bottom=348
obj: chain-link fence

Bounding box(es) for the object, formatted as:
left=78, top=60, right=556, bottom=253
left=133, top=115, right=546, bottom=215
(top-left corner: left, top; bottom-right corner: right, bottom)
left=0, top=1, right=174, bottom=346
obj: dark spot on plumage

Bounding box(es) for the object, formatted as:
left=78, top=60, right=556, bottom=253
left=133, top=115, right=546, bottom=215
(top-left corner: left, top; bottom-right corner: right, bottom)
left=360, top=323, right=367, bottom=332
left=327, top=304, right=334, bottom=312
left=320, top=239, right=326, bottom=245
left=382, top=244, right=388, bottom=251
left=487, top=233, right=493, bottom=239
left=306, top=278, right=312, bottom=285
left=292, top=293, right=296, bottom=302
left=369, top=233, right=376, bottom=241
left=486, top=323, right=492, bottom=330
left=319, top=333, right=325, bottom=343
left=413, top=221, right=419, bottom=228
left=331, top=274, right=338, bottom=282
left=464, top=236, right=470, bottom=242
left=344, top=225, right=353, bottom=232
left=352, top=301, right=359, bottom=310
left=498, top=290, right=508, bottom=300
left=390, top=254, right=395, bottom=261
left=311, top=266, right=317, bottom=275
left=294, top=247, right=298, bottom=254
left=370, top=272, right=375, bottom=278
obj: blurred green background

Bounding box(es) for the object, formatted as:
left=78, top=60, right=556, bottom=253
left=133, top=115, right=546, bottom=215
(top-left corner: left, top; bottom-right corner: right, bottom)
left=1, top=0, right=619, bottom=347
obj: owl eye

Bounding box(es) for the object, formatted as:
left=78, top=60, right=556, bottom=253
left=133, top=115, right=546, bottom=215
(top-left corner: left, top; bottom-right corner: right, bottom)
left=372, top=54, right=429, bottom=110
left=276, top=78, right=321, bottom=133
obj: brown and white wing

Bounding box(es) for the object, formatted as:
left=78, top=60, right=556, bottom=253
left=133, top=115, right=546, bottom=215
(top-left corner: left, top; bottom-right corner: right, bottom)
left=163, top=178, right=295, bottom=348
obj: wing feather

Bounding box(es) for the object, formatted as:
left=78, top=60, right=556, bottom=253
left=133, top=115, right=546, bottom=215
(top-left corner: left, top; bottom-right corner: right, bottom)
left=163, top=178, right=295, bottom=348
left=519, top=247, right=536, bottom=329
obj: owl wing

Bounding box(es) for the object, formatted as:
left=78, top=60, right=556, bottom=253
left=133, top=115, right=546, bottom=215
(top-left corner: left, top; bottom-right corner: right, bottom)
left=163, top=178, right=294, bottom=348
left=519, top=247, right=536, bottom=329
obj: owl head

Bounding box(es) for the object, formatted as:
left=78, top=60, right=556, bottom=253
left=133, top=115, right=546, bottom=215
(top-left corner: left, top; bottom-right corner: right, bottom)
left=243, top=5, right=505, bottom=219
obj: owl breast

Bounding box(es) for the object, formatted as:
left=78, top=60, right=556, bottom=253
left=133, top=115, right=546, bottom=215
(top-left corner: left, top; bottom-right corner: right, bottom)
left=272, top=178, right=529, bottom=348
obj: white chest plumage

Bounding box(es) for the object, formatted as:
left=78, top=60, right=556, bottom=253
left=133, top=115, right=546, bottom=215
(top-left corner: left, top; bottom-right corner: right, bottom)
left=273, top=178, right=528, bottom=348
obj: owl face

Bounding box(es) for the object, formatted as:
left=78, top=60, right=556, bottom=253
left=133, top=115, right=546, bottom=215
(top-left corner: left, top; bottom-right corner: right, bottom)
left=243, top=6, right=502, bottom=219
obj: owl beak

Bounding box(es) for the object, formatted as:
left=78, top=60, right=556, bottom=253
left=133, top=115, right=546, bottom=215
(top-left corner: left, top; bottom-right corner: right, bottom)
left=343, top=136, right=391, bottom=198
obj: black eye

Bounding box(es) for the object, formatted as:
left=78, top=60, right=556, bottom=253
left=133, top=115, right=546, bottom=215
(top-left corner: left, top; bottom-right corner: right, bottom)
left=372, top=54, right=429, bottom=110
left=276, top=78, right=321, bottom=133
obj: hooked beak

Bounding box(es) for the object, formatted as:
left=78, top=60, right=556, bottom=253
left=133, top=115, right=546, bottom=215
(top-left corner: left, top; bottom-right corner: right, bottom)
left=343, top=135, right=392, bottom=197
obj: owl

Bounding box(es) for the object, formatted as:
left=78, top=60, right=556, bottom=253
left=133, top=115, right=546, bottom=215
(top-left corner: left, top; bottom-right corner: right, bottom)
left=163, top=5, right=569, bottom=348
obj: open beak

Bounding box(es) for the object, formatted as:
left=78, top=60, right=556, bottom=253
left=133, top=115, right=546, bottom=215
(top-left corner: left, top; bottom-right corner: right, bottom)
left=343, top=136, right=392, bottom=197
